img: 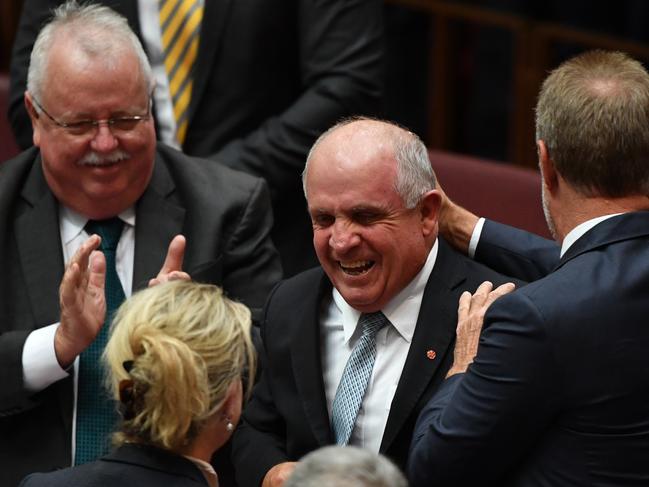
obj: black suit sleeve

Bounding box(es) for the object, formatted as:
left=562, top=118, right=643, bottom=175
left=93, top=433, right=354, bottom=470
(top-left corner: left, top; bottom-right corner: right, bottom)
left=215, top=0, right=384, bottom=197
left=407, top=292, right=561, bottom=486
left=232, top=287, right=291, bottom=487
left=221, top=178, right=282, bottom=321
left=475, top=219, right=560, bottom=282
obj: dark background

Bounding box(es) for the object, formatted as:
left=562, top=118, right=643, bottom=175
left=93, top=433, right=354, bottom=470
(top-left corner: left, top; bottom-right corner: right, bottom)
left=2, top=0, right=649, bottom=167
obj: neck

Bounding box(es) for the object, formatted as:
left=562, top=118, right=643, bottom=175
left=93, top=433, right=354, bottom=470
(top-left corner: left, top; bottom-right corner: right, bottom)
left=555, top=192, right=649, bottom=242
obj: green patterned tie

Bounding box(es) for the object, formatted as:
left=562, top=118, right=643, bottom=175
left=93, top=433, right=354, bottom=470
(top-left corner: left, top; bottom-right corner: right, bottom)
left=75, top=217, right=125, bottom=464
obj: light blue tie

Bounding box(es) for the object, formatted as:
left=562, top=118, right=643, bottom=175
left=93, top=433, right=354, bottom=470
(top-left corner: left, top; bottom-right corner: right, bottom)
left=331, top=311, right=390, bottom=445
left=75, top=218, right=125, bottom=464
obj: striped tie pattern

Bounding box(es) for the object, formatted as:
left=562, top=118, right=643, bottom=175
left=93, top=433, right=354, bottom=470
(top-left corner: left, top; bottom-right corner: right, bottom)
left=159, top=0, right=204, bottom=145
left=75, top=218, right=125, bottom=464
left=331, top=311, right=390, bottom=445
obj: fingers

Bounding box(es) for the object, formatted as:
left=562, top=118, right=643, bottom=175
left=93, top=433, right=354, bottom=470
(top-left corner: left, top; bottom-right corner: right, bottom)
left=87, top=250, right=106, bottom=297
left=485, top=282, right=516, bottom=307
left=457, top=291, right=472, bottom=322
left=160, top=235, right=186, bottom=274
left=148, top=271, right=191, bottom=288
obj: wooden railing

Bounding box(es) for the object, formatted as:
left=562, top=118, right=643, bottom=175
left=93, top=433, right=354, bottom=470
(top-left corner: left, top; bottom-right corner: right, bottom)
left=386, top=0, right=649, bottom=167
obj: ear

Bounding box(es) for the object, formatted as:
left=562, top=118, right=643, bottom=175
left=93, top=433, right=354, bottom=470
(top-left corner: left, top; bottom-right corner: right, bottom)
left=24, top=92, right=42, bottom=147
left=537, top=140, right=558, bottom=195
left=419, top=189, right=442, bottom=238
left=221, top=379, right=243, bottom=422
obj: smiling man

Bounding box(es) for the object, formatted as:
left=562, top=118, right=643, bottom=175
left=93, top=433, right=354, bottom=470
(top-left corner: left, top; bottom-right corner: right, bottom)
left=0, top=3, right=280, bottom=485
left=232, top=118, right=515, bottom=487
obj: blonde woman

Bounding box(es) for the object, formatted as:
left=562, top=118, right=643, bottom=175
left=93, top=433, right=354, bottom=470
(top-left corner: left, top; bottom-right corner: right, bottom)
left=20, top=281, right=255, bottom=487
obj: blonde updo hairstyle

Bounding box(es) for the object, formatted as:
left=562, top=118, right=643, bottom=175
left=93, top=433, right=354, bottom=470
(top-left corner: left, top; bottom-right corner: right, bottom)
left=103, top=281, right=255, bottom=452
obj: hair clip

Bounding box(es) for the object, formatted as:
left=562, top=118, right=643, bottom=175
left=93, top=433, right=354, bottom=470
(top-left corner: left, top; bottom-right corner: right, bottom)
left=119, top=379, right=136, bottom=420
left=123, top=360, right=134, bottom=373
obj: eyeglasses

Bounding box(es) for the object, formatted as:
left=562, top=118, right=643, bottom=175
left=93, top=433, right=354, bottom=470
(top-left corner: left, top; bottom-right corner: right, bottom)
left=31, top=95, right=151, bottom=136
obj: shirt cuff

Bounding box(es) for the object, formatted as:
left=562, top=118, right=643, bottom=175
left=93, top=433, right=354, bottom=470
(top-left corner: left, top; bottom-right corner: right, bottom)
left=468, top=217, right=486, bottom=259
left=22, top=323, right=70, bottom=392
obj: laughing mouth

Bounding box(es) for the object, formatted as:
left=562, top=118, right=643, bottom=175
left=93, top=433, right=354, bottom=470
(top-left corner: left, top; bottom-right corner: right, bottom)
left=339, top=260, right=375, bottom=275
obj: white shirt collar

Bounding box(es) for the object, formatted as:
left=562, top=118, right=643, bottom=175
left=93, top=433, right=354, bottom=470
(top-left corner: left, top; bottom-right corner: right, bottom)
left=59, top=206, right=136, bottom=245
left=560, top=213, right=621, bottom=257
left=332, top=239, right=439, bottom=344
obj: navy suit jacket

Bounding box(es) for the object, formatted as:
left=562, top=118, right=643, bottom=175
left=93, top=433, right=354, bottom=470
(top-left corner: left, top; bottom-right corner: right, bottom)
left=408, top=213, right=649, bottom=486
left=0, top=144, right=281, bottom=487
left=19, top=444, right=209, bottom=486
left=9, top=0, right=384, bottom=276
left=232, top=238, right=517, bottom=486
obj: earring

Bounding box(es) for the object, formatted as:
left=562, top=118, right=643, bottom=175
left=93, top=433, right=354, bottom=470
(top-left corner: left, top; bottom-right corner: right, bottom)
left=225, top=418, right=234, bottom=432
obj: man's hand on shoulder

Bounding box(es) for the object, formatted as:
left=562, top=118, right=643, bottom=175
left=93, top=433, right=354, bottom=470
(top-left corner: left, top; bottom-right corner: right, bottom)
left=262, top=462, right=298, bottom=487
left=55, top=235, right=106, bottom=369
left=436, top=181, right=480, bottom=255
left=446, top=280, right=516, bottom=378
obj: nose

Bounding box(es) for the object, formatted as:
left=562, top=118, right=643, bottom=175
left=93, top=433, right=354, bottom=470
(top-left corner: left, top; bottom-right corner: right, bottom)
left=329, top=220, right=360, bottom=253
left=89, top=122, right=119, bottom=153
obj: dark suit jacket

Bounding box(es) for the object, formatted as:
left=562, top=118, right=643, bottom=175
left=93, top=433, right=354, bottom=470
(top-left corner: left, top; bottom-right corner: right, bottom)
left=232, top=238, right=516, bottom=486
left=408, top=213, right=649, bottom=486
left=19, top=443, right=209, bottom=486
left=0, top=144, right=281, bottom=487
left=9, top=0, right=384, bottom=276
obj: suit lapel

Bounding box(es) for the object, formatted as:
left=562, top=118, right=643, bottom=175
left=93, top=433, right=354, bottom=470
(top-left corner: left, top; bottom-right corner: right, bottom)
left=14, top=157, right=75, bottom=438
left=290, top=271, right=334, bottom=446
left=380, top=239, right=465, bottom=452
left=132, top=152, right=185, bottom=291
left=186, top=0, right=234, bottom=128
left=15, top=158, right=64, bottom=328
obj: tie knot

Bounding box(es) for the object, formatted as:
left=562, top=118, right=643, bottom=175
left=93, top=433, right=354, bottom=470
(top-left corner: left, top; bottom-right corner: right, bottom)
left=85, top=217, right=124, bottom=251
left=358, top=311, right=389, bottom=338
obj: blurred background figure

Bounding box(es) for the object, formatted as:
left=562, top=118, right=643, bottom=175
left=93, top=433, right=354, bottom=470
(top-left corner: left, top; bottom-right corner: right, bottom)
left=5, top=0, right=384, bottom=277
left=19, top=281, right=255, bottom=487
left=284, top=446, right=408, bottom=487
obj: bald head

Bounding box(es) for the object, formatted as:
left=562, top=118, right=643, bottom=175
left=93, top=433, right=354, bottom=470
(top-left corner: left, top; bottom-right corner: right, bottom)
left=303, top=118, right=436, bottom=208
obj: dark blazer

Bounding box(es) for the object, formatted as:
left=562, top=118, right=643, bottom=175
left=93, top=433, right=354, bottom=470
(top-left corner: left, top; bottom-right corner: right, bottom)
left=19, top=444, right=209, bottom=486
left=9, top=0, right=384, bottom=276
left=232, top=238, right=517, bottom=486
left=408, top=213, right=649, bottom=486
left=0, top=144, right=281, bottom=487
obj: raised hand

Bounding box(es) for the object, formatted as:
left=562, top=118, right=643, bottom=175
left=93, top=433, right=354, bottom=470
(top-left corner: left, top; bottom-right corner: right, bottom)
left=148, top=235, right=191, bottom=287
left=55, top=235, right=106, bottom=368
left=447, top=280, right=516, bottom=378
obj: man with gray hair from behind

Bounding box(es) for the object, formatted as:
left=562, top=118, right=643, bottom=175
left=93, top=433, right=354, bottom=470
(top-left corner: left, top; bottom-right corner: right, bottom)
left=284, top=446, right=408, bottom=487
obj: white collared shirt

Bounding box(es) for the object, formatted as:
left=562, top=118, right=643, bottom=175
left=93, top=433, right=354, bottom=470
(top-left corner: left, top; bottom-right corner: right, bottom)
left=320, top=240, right=439, bottom=452
left=21, top=206, right=135, bottom=464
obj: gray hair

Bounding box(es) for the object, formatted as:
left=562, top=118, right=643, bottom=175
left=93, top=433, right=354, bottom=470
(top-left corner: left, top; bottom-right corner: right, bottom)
left=535, top=50, right=649, bottom=197
left=27, top=0, right=153, bottom=106
left=302, top=117, right=436, bottom=208
left=284, top=446, right=408, bottom=487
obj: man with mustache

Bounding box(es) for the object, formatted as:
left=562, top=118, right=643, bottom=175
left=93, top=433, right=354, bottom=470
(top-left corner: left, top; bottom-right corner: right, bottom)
left=232, top=117, right=515, bottom=487
left=0, top=3, right=280, bottom=485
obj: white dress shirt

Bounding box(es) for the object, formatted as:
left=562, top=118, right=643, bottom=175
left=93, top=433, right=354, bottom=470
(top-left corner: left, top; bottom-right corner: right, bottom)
left=320, top=240, right=439, bottom=452
left=21, top=206, right=135, bottom=464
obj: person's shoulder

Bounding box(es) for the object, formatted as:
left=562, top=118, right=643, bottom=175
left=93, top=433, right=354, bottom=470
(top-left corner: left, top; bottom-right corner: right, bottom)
left=270, top=266, right=326, bottom=301
left=437, top=236, right=525, bottom=289
left=156, top=143, right=264, bottom=190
